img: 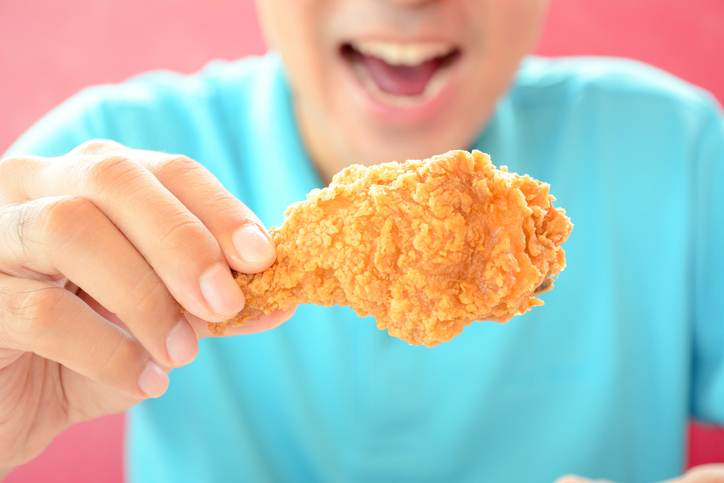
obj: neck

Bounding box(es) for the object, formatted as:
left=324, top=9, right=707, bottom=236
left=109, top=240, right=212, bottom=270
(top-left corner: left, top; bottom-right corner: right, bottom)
left=294, top=99, right=350, bottom=185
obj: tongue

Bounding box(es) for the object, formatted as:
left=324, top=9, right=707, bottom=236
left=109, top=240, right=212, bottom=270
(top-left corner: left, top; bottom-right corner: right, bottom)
left=360, top=54, right=439, bottom=96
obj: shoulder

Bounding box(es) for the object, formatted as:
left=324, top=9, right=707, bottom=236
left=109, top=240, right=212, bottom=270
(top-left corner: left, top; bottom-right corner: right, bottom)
left=72, top=55, right=277, bottom=136
left=511, top=56, right=720, bottom=126
left=74, top=55, right=272, bottom=112
left=6, top=55, right=280, bottom=157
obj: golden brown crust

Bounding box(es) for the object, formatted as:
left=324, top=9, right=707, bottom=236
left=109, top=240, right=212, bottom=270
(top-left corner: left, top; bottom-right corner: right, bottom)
left=214, top=150, right=572, bottom=346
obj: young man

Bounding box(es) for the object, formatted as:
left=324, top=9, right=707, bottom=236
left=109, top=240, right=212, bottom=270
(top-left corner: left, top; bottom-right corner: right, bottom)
left=1, top=1, right=722, bottom=481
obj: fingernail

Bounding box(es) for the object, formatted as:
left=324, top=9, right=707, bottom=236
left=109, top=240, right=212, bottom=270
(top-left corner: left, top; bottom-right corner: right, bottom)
left=138, top=361, right=169, bottom=398
left=199, top=262, right=245, bottom=317
left=232, top=224, right=275, bottom=268
left=166, top=318, right=198, bottom=366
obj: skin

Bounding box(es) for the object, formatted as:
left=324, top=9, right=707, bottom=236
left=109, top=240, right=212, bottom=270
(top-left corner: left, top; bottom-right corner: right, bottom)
left=0, top=0, right=719, bottom=479
left=256, top=0, right=550, bottom=179
left=0, top=140, right=291, bottom=472
left=555, top=466, right=724, bottom=483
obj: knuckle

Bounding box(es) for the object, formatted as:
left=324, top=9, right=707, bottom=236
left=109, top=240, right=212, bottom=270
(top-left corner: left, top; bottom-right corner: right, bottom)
left=0, top=156, right=24, bottom=179
left=84, top=155, right=144, bottom=193
left=158, top=214, right=211, bottom=252
left=0, top=156, right=32, bottom=203
left=208, top=191, right=248, bottom=219
left=12, top=202, right=35, bottom=259
left=0, top=202, right=35, bottom=260
left=46, top=196, right=97, bottom=223
left=15, top=286, right=68, bottom=338
left=71, top=139, right=122, bottom=155
left=42, top=196, right=101, bottom=247
left=128, top=270, right=174, bottom=319
left=92, top=333, right=144, bottom=382
left=154, top=155, right=204, bottom=183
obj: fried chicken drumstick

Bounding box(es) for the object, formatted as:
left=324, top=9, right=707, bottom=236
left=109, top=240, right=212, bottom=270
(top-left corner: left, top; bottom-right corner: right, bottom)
left=215, top=150, right=572, bottom=346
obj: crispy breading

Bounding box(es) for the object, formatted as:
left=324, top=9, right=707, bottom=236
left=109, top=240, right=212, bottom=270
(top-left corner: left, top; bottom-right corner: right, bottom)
left=214, top=150, right=572, bottom=346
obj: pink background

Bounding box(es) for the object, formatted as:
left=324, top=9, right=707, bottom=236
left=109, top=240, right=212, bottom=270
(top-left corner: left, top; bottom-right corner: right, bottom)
left=1, top=0, right=723, bottom=481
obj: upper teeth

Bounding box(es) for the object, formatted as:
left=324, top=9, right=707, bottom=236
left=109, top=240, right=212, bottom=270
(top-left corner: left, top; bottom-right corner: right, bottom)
left=352, top=40, right=454, bottom=66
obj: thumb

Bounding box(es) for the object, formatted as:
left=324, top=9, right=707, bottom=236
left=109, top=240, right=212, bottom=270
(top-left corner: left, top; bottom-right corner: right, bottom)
left=556, top=477, right=592, bottom=483
left=556, top=476, right=613, bottom=483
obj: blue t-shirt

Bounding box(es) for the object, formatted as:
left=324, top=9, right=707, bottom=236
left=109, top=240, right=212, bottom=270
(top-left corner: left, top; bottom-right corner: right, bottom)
left=6, top=54, right=724, bottom=483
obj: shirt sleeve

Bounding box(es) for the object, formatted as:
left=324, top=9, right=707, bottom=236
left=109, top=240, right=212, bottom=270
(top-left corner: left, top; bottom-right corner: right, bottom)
left=3, top=88, right=107, bottom=158
left=691, top=99, right=724, bottom=424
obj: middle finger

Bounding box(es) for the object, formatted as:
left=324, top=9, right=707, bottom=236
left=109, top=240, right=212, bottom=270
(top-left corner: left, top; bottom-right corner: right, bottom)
left=0, top=196, right=198, bottom=368
left=7, top=151, right=245, bottom=322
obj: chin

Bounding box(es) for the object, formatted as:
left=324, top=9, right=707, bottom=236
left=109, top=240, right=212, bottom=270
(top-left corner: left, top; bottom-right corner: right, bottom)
left=340, top=114, right=480, bottom=165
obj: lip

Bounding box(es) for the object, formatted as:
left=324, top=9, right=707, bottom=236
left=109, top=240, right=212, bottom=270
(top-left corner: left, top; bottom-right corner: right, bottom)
left=336, top=40, right=464, bottom=124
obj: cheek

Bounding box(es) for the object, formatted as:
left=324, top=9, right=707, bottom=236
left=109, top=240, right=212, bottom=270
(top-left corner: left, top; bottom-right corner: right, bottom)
left=480, top=0, right=548, bottom=53
left=463, top=0, right=546, bottom=98
left=257, top=1, right=331, bottom=101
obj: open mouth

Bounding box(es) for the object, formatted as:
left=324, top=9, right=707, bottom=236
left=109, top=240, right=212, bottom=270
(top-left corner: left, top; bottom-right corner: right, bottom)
left=340, top=40, right=462, bottom=108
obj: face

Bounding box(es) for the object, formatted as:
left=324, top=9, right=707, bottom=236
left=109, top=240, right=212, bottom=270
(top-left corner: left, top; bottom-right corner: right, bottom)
left=256, top=0, right=550, bottom=174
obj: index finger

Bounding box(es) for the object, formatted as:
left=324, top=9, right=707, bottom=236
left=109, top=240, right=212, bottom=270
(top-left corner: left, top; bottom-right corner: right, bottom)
left=70, top=142, right=277, bottom=274
left=142, top=151, right=277, bottom=274
left=4, top=149, right=244, bottom=322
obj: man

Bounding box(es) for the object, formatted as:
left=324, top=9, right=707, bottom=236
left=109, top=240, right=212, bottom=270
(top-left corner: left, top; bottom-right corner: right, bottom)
left=1, top=1, right=722, bottom=481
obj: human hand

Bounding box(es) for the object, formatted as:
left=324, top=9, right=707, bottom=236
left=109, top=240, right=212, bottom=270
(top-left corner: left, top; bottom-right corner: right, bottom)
left=0, top=140, right=293, bottom=469
left=556, top=464, right=724, bottom=483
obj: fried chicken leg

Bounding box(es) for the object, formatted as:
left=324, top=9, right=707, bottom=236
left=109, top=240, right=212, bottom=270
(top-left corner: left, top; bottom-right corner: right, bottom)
left=215, top=150, right=572, bottom=346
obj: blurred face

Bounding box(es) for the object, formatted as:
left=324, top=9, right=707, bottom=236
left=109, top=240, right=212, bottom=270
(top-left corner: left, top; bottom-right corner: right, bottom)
left=256, top=0, right=549, bottom=175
